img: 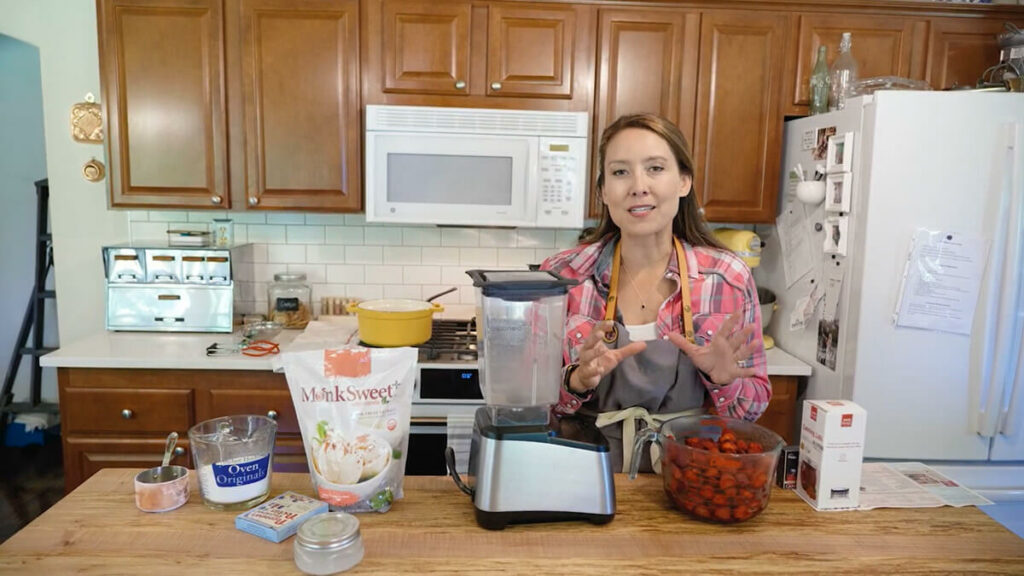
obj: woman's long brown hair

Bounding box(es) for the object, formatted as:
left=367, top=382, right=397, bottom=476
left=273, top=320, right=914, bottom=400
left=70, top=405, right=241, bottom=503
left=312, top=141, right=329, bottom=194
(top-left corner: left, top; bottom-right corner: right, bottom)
left=580, top=113, right=723, bottom=250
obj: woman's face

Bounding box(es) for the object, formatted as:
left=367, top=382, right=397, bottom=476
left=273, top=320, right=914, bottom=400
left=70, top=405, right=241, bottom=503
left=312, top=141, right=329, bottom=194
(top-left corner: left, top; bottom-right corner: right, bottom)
left=601, top=127, right=691, bottom=238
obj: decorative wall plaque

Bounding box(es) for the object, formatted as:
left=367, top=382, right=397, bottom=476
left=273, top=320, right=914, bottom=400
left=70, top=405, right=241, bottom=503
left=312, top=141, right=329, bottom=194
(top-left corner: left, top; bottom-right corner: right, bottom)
left=71, top=93, right=103, bottom=143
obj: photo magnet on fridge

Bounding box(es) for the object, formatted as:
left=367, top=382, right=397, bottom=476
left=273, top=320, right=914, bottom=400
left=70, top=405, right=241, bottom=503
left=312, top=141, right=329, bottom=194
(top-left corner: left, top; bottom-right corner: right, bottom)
left=824, top=172, right=852, bottom=213
left=813, top=127, right=837, bottom=161
left=823, top=215, right=849, bottom=256
left=826, top=132, right=854, bottom=173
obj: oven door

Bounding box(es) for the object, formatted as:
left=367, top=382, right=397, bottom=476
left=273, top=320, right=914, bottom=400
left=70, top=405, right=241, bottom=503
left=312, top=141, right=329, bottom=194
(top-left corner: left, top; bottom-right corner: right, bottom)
left=365, top=131, right=536, bottom=227
left=404, top=418, right=451, bottom=476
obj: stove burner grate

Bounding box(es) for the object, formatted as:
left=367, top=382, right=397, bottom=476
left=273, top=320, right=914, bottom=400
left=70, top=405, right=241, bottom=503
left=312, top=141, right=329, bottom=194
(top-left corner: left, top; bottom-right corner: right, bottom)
left=420, top=318, right=478, bottom=362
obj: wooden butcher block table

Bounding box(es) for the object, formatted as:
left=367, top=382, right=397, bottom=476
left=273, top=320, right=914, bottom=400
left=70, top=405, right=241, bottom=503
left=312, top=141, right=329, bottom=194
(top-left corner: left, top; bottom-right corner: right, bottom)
left=1, top=469, right=1021, bottom=575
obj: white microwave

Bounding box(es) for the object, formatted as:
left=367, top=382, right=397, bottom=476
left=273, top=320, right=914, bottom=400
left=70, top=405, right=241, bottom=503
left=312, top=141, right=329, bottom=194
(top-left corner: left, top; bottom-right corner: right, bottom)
left=365, top=105, right=589, bottom=228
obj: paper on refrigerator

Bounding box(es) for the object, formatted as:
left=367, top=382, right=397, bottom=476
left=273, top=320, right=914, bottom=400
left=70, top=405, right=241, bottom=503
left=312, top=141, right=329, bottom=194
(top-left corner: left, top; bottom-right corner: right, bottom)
left=893, top=229, right=988, bottom=335
left=858, top=462, right=992, bottom=510
left=775, top=199, right=816, bottom=288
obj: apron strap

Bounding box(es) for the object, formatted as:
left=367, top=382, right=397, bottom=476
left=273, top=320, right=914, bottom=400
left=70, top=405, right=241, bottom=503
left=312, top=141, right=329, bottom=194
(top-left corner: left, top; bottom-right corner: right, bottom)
left=606, top=238, right=695, bottom=343
left=596, top=405, right=704, bottom=474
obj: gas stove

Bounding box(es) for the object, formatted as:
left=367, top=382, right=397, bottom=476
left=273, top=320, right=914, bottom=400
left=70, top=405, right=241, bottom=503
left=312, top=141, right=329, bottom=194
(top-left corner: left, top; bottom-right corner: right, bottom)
left=418, top=318, right=479, bottom=363
left=412, top=319, right=484, bottom=419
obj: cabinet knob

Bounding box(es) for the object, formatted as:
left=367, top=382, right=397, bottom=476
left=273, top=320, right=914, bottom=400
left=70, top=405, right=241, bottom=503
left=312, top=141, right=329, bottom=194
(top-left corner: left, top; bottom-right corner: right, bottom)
left=173, top=446, right=185, bottom=457
left=266, top=410, right=279, bottom=421
left=454, top=80, right=466, bottom=90
left=121, top=409, right=133, bottom=420
left=248, top=196, right=259, bottom=206
left=210, top=195, right=223, bottom=205
left=490, top=82, right=502, bottom=91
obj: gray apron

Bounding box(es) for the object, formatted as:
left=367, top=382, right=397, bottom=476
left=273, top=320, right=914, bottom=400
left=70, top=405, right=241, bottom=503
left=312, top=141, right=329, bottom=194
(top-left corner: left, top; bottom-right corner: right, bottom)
left=583, top=239, right=705, bottom=474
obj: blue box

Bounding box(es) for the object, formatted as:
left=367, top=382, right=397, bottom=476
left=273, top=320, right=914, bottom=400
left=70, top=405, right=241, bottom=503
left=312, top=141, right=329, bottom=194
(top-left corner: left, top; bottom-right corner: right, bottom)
left=235, top=491, right=329, bottom=543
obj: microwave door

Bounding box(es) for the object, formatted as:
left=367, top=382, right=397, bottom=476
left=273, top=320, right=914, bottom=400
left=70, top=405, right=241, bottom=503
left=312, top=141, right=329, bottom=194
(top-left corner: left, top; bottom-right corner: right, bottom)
left=367, top=133, right=535, bottom=227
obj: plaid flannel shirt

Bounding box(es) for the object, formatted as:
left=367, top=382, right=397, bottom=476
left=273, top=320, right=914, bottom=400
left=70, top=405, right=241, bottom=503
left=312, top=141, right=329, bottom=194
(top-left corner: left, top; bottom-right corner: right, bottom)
left=541, top=234, right=771, bottom=421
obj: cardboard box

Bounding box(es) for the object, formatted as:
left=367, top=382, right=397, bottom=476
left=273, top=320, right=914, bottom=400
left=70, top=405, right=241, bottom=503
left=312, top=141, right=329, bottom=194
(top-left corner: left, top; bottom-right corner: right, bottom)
left=235, top=491, right=329, bottom=542
left=776, top=445, right=799, bottom=489
left=795, top=400, right=866, bottom=510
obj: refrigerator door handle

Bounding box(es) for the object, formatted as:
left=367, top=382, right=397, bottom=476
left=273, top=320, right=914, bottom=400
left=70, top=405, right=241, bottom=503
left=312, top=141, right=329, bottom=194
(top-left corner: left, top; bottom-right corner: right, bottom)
left=972, top=123, right=1021, bottom=438
left=997, top=123, right=1024, bottom=437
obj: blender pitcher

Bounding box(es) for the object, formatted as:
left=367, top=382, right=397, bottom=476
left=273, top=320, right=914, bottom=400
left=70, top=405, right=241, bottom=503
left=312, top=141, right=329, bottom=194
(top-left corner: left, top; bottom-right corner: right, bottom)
left=468, top=270, right=577, bottom=426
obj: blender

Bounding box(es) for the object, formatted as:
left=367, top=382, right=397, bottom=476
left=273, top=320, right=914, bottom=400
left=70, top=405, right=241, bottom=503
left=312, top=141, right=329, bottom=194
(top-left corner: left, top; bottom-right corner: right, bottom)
left=444, top=270, right=615, bottom=530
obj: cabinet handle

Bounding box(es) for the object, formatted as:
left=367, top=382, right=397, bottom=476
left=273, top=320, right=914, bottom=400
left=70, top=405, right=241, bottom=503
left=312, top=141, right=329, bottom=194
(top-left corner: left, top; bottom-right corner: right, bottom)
left=210, top=195, right=223, bottom=205
left=121, top=409, right=133, bottom=420
left=249, top=196, right=259, bottom=206
left=266, top=410, right=279, bottom=421
left=454, top=80, right=466, bottom=90
left=173, top=447, right=185, bottom=457
left=490, top=82, right=502, bottom=91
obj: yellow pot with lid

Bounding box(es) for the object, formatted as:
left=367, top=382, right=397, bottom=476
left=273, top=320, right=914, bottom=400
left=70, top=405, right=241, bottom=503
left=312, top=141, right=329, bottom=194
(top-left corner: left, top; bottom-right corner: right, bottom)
left=347, top=299, right=445, bottom=347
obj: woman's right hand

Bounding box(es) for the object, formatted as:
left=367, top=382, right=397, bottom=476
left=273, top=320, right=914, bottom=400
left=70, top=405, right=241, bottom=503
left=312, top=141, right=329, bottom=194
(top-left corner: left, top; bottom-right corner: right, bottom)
left=569, top=320, right=647, bottom=394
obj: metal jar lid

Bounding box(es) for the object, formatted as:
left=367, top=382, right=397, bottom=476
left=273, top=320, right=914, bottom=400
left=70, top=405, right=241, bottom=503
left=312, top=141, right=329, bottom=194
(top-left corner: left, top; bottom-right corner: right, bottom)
left=273, top=272, right=307, bottom=283
left=296, top=512, right=361, bottom=551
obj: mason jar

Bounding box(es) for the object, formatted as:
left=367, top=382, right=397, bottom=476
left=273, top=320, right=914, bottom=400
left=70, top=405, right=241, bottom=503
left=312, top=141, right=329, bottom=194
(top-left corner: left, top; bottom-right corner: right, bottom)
left=268, top=272, right=312, bottom=329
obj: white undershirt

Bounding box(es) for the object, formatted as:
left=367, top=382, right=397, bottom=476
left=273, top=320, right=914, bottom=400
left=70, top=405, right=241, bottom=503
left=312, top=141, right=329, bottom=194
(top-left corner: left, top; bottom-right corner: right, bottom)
left=623, top=321, right=657, bottom=342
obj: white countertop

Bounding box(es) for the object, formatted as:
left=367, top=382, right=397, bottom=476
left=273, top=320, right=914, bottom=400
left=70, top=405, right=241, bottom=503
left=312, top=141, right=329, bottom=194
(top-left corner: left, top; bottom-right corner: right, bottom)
left=42, top=314, right=812, bottom=376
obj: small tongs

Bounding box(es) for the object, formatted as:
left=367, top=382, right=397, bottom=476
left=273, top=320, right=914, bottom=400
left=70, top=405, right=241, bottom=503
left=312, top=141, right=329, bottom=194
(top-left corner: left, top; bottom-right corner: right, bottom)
left=206, top=339, right=280, bottom=357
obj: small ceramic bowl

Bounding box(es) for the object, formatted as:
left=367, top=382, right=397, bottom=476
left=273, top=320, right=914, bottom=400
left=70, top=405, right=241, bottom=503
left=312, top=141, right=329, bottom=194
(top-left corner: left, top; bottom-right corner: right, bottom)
left=134, top=465, right=190, bottom=513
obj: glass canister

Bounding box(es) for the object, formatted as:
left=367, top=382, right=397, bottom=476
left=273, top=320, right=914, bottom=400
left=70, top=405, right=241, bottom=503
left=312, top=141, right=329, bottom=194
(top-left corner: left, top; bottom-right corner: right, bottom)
left=293, top=512, right=364, bottom=575
left=268, top=272, right=312, bottom=329
left=189, top=415, right=277, bottom=511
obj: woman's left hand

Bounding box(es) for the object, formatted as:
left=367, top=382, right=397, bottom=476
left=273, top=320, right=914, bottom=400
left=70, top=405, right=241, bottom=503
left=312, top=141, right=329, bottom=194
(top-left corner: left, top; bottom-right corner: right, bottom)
left=667, top=312, right=758, bottom=386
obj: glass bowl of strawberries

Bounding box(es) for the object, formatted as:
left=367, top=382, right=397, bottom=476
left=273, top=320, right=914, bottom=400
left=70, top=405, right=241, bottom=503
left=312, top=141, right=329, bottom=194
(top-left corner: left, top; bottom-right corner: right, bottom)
left=629, top=415, right=784, bottom=524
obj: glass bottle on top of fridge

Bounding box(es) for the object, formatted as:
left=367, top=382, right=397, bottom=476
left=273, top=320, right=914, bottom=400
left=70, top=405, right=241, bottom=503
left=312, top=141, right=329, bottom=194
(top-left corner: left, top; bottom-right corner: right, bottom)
left=828, top=33, right=859, bottom=111
left=809, top=45, right=830, bottom=115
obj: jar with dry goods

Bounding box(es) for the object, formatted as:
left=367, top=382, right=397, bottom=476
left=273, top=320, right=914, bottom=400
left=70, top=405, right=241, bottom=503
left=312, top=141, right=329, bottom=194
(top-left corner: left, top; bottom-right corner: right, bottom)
left=268, top=272, right=312, bottom=329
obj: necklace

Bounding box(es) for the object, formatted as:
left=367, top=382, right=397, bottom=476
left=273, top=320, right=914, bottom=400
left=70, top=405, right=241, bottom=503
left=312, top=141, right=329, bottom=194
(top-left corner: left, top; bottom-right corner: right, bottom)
left=621, top=262, right=655, bottom=310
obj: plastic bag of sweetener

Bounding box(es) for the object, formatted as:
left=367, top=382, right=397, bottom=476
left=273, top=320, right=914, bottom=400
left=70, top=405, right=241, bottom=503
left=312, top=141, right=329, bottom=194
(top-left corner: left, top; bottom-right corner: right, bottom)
left=283, top=346, right=416, bottom=513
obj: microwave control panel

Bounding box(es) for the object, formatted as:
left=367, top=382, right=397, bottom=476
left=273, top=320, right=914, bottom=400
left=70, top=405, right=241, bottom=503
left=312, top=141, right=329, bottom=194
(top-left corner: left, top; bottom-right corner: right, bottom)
left=536, top=137, right=586, bottom=228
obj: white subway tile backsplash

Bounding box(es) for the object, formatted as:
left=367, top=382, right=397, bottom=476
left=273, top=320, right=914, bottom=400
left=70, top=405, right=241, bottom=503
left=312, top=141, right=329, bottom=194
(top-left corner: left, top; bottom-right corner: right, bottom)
left=403, top=265, right=440, bottom=285
left=344, top=214, right=368, bottom=225
left=312, top=283, right=347, bottom=301
left=534, top=247, right=561, bottom=263
left=422, top=285, right=460, bottom=305
left=382, top=246, right=421, bottom=264
left=267, top=213, right=306, bottom=225
left=457, top=286, right=476, bottom=304
left=227, top=212, right=268, bottom=224
left=148, top=210, right=189, bottom=222
left=384, top=285, right=422, bottom=299
left=459, top=248, right=497, bottom=266
left=174, top=222, right=210, bottom=233
left=307, top=244, right=347, bottom=264
left=516, top=229, right=555, bottom=247
left=326, top=264, right=365, bottom=284
left=305, top=214, right=347, bottom=225
left=251, top=244, right=268, bottom=263
left=402, top=227, right=440, bottom=246
left=131, top=221, right=169, bottom=240
left=248, top=225, right=287, bottom=243
left=556, top=229, right=582, bottom=248
left=346, top=284, right=383, bottom=300
left=287, top=263, right=326, bottom=283
left=267, top=244, right=306, bottom=264
left=497, top=248, right=536, bottom=267
left=346, top=246, right=382, bottom=264
left=326, top=226, right=363, bottom=245
left=128, top=211, right=149, bottom=221
left=365, top=265, right=404, bottom=284
left=365, top=227, right=403, bottom=246
left=287, top=225, right=325, bottom=244
left=187, top=211, right=228, bottom=222
left=478, top=229, right=516, bottom=247
left=253, top=263, right=284, bottom=284
left=421, top=247, right=459, bottom=265
left=441, top=228, right=479, bottom=247
left=442, top=266, right=474, bottom=286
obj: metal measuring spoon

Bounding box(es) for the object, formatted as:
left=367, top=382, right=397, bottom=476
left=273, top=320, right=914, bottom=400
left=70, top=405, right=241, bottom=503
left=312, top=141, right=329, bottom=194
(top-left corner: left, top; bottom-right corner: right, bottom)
left=160, top=431, right=179, bottom=470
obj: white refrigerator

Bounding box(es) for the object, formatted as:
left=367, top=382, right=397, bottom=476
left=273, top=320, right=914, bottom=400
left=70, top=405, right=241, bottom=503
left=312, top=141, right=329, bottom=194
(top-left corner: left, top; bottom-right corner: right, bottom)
left=756, top=92, right=1024, bottom=485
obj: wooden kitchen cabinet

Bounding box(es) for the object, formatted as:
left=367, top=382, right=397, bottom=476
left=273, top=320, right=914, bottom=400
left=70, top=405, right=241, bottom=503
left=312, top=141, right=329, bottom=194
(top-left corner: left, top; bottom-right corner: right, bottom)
left=759, top=375, right=798, bottom=445
left=364, top=0, right=594, bottom=110
left=694, top=11, right=788, bottom=224
left=784, top=13, right=926, bottom=116
left=58, top=368, right=303, bottom=494
left=927, top=17, right=1011, bottom=90
left=588, top=8, right=700, bottom=218
left=97, top=0, right=229, bottom=209
left=225, top=0, right=362, bottom=212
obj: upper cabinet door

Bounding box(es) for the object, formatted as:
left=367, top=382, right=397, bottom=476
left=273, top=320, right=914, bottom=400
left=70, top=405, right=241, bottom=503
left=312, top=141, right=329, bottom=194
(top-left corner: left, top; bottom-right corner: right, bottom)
left=98, top=0, right=228, bottom=209
left=590, top=8, right=700, bottom=218
left=785, top=14, right=925, bottom=115
left=381, top=0, right=472, bottom=95
left=694, top=11, right=787, bottom=224
left=233, top=0, right=361, bottom=211
left=928, top=17, right=1009, bottom=90
left=487, top=4, right=578, bottom=99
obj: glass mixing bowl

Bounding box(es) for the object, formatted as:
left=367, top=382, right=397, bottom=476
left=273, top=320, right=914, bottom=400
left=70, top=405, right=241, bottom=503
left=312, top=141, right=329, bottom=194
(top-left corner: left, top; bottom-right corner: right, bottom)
left=630, top=414, right=784, bottom=524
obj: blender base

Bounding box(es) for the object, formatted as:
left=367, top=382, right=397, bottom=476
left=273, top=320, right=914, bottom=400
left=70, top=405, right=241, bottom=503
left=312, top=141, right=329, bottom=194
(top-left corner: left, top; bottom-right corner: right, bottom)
left=464, top=408, right=616, bottom=530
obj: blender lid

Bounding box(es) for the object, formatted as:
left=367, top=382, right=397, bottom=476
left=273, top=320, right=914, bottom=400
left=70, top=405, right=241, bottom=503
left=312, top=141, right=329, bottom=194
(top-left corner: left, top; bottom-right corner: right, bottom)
left=466, top=269, right=578, bottom=298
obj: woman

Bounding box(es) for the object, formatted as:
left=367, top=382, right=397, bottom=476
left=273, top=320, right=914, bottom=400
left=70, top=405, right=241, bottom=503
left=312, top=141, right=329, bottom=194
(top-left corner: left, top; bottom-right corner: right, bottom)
left=541, top=113, right=770, bottom=473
